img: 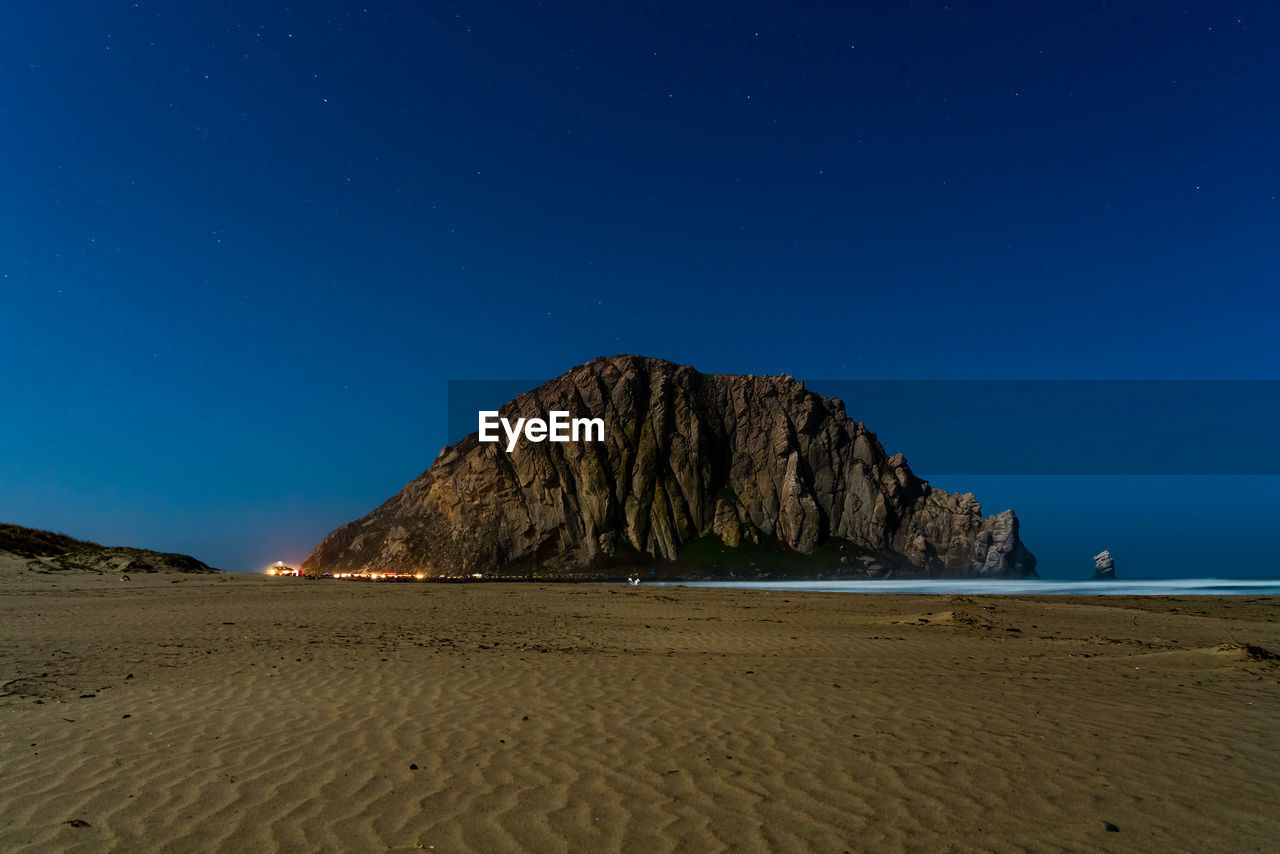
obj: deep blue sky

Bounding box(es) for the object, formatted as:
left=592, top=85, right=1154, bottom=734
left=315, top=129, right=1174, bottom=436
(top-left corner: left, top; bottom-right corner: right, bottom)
left=2, top=2, right=1276, bottom=575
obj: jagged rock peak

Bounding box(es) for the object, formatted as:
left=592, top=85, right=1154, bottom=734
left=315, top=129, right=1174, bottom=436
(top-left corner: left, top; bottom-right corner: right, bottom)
left=303, top=355, right=1036, bottom=580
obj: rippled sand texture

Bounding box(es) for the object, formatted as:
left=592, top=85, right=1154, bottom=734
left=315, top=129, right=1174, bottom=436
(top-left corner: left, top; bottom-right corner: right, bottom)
left=1, top=575, right=1278, bottom=853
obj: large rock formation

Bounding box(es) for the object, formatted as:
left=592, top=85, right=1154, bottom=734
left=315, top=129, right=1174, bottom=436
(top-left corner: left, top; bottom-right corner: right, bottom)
left=0, top=523, right=220, bottom=574
left=303, top=356, right=1036, bottom=579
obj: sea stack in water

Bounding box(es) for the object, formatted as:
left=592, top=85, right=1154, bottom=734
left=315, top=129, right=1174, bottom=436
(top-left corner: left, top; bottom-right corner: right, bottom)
left=303, top=355, right=1037, bottom=580
left=1093, top=550, right=1116, bottom=580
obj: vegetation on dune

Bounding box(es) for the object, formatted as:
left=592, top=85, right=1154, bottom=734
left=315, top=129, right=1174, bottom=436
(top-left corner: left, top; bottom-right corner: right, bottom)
left=0, top=523, right=99, bottom=558
left=0, top=522, right=219, bottom=574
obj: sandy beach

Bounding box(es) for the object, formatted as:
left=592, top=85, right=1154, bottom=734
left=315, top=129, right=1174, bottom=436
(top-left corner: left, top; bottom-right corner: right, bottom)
left=1, top=573, right=1277, bottom=853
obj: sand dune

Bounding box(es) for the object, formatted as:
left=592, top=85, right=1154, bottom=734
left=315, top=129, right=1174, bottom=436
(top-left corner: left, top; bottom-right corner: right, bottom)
left=1, top=575, right=1277, bottom=852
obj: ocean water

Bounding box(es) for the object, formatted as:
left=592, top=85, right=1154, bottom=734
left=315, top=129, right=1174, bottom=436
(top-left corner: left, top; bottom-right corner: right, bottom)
left=648, top=578, right=1280, bottom=596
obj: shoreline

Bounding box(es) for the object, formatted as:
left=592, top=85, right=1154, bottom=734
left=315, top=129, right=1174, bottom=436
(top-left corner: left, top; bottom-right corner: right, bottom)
left=181, top=570, right=1280, bottom=596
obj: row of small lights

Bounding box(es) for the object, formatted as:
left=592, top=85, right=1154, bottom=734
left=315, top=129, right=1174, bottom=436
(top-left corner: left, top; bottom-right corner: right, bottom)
left=266, top=567, right=424, bottom=579
left=266, top=566, right=484, bottom=581
left=333, top=571, right=427, bottom=580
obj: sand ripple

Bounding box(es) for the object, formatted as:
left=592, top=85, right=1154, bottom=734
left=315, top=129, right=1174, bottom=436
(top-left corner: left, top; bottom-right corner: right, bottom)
left=1, top=578, right=1278, bottom=852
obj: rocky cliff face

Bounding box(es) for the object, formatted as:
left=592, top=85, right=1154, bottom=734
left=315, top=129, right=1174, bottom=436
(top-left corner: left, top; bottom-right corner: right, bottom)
left=303, top=356, right=1036, bottom=579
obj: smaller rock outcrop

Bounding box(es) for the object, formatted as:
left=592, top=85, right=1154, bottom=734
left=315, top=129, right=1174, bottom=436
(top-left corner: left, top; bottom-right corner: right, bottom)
left=1092, top=550, right=1116, bottom=580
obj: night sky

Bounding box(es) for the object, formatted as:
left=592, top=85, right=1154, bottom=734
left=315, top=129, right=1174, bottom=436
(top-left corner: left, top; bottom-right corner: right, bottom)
left=2, top=2, right=1277, bottom=576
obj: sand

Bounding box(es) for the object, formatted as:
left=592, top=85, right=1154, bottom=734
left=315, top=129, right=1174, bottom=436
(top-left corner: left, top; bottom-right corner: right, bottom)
left=1, top=573, right=1277, bottom=853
